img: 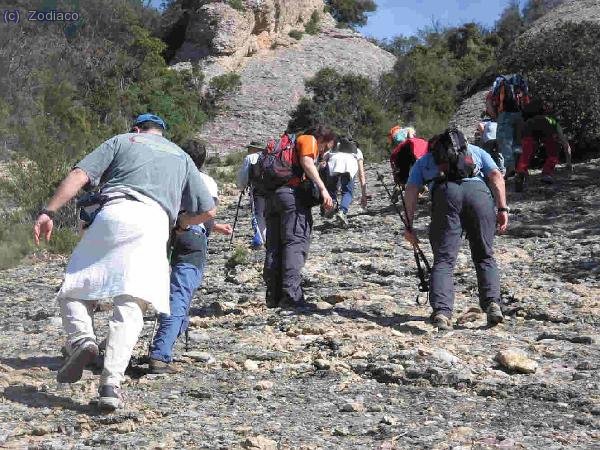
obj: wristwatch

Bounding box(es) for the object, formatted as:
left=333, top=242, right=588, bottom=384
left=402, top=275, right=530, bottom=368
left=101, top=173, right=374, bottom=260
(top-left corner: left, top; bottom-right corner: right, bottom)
left=38, top=208, right=56, bottom=220
left=497, top=207, right=510, bottom=213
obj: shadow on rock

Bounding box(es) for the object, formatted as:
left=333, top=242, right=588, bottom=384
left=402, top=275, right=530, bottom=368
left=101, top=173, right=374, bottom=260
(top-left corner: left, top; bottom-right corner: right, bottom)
left=2, top=385, right=97, bottom=415
left=0, top=356, right=63, bottom=371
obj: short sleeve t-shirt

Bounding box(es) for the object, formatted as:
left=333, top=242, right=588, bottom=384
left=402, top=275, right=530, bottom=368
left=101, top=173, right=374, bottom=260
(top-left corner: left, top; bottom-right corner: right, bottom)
left=288, top=134, right=318, bottom=187
left=76, top=133, right=215, bottom=225
left=407, top=144, right=499, bottom=190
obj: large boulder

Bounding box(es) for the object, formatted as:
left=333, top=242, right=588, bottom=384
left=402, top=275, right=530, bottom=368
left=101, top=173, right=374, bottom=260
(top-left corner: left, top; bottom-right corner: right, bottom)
left=166, top=0, right=334, bottom=64
left=504, top=0, right=600, bottom=151
left=164, top=0, right=395, bottom=153
left=449, top=89, right=488, bottom=142
left=196, top=28, right=396, bottom=153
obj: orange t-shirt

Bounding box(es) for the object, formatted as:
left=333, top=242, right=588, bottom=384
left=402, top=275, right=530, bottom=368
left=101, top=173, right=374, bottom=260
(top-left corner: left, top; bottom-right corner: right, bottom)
left=288, top=135, right=318, bottom=187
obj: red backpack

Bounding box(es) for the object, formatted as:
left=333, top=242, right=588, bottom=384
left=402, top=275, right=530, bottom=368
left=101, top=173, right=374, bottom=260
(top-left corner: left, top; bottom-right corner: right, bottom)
left=254, top=134, right=302, bottom=191
left=390, top=137, right=429, bottom=185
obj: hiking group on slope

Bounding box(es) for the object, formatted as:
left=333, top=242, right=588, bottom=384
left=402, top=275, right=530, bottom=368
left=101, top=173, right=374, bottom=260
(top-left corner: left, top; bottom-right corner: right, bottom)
left=32, top=73, right=573, bottom=411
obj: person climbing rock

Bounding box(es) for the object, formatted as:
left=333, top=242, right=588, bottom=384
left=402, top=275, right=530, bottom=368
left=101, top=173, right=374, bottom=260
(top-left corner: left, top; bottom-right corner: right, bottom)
left=476, top=118, right=504, bottom=174
left=403, top=129, right=509, bottom=331
left=487, top=75, right=530, bottom=177
left=515, top=100, right=573, bottom=192
left=388, top=126, right=429, bottom=188
left=237, top=141, right=269, bottom=247
left=321, top=136, right=368, bottom=228
left=33, top=114, right=216, bottom=411
left=149, top=139, right=232, bottom=375
left=263, top=125, right=335, bottom=309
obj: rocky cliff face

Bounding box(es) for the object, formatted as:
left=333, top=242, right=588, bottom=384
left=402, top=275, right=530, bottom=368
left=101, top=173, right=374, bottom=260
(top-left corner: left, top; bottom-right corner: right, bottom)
left=163, top=0, right=395, bottom=153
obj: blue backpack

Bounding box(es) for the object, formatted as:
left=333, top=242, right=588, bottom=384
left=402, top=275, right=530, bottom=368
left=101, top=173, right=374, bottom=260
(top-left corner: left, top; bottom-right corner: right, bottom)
left=491, top=74, right=530, bottom=113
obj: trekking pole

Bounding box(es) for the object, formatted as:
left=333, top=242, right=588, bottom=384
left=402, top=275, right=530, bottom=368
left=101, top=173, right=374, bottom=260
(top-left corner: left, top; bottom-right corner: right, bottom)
left=376, top=172, right=431, bottom=304
left=147, top=314, right=158, bottom=358
left=229, top=188, right=246, bottom=250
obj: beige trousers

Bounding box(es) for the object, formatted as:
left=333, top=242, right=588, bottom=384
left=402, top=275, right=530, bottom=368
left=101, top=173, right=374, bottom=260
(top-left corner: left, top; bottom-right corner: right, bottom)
left=60, top=295, right=147, bottom=387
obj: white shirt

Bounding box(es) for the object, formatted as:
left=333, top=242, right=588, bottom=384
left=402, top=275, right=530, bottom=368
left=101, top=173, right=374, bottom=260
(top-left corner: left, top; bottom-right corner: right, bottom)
left=326, top=148, right=364, bottom=178
left=237, top=153, right=260, bottom=189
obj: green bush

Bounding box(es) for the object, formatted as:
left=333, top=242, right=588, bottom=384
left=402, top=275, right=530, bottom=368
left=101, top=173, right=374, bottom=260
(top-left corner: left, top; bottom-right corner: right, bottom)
left=204, top=73, right=242, bottom=116
left=226, top=245, right=249, bottom=269
left=288, top=30, right=304, bottom=41
left=47, top=228, right=81, bottom=255
left=305, top=11, right=321, bottom=35
left=0, top=222, right=34, bottom=270
left=325, top=0, right=376, bottom=28
left=382, top=23, right=497, bottom=139
left=228, top=0, right=244, bottom=11
left=505, top=21, right=600, bottom=151
left=204, top=150, right=246, bottom=185
left=288, top=68, right=396, bottom=161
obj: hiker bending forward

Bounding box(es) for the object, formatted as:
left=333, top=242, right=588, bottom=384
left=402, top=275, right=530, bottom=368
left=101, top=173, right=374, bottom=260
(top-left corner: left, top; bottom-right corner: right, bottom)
left=33, top=114, right=216, bottom=411
left=263, top=126, right=335, bottom=308
left=403, top=129, right=509, bottom=331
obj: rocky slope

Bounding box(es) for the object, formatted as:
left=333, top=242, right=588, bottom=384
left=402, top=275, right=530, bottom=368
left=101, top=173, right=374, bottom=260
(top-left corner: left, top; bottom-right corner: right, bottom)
left=0, top=159, right=598, bottom=448
left=449, top=88, right=488, bottom=142
left=163, top=0, right=396, bottom=154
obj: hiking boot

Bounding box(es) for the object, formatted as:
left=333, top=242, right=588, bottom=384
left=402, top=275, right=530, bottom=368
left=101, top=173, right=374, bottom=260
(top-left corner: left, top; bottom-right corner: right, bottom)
left=57, top=338, right=99, bottom=383
left=335, top=211, right=349, bottom=228
left=98, top=385, right=123, bottom=412
left=148, top=358, right=178, bottom=375
left=514, top=173, right=526, bottom=192
left=431, top=312, right=453, bottom=331
left=486, top=302, right=504, bottom=326
left=541, top=174, right=554, bottom=185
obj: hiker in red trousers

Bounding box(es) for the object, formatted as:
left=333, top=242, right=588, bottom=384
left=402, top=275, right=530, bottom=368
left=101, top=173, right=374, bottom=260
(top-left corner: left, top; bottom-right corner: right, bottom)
left=515, top=100, right=572, bottom=192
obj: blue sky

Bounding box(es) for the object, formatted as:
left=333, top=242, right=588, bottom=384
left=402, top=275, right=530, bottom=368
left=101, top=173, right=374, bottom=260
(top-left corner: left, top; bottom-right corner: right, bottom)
left=149, top=0, right=511, bottom=40
left=359, top=0, right=511, bottom=39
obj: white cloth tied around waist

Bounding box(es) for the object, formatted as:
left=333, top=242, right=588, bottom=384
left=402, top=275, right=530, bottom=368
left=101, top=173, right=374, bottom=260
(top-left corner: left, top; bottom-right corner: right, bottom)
left=327, top=152, right=359, bottom=179
left=58, top=188, right=171, bottom=314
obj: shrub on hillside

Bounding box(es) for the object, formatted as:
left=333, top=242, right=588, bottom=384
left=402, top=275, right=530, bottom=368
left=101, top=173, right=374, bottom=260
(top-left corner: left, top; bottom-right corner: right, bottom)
left=288, top=68, right=396, bottom=161
left=288, top=30, right=304, bottom=41
left=305, top=11, right=321, bottom=35
left=325, top=0, right=376, bottom=28
left=505, top=21, right=600, bottom=151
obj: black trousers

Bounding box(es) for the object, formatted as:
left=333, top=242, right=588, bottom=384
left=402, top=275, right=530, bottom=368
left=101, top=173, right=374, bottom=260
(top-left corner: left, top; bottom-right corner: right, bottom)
left=429, top=181, right=501, bottom=317
left=263, top=187, right=312, bottom=305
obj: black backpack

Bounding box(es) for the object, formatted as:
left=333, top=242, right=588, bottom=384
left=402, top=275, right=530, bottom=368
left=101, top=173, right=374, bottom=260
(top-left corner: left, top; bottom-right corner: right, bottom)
left=429, top=129, right=477, bottom=182
left=337, top=137, right=357, bottom=154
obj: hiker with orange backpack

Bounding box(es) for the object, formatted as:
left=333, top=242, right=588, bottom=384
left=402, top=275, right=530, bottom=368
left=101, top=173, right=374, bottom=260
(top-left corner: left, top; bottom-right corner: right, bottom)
left=260, top=126, right=336, bottom=309
left=486, top=74, right=530, bottom=177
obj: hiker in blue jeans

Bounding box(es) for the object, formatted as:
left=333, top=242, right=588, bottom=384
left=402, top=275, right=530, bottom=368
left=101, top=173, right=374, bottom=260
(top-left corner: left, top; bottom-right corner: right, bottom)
left=149, top=140, right=232, bottom=374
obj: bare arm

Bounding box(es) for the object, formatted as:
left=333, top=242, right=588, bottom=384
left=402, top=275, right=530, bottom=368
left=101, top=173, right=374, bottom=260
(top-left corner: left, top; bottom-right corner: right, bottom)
left=358, top=160, right=367, bottom=194
left=402, top=183, right=420, bottom=246
left=358, top=159, right=368, bottom=207
left=403, top=183, right=419, bottom=230
left=487, top=169, right=509, bottom=233
left=299, top=155, right=333, bottom=209
left=33, top=168, right=90, bottom=245
left=213, top=222, right=233, bottom=236
left=178, top=208, right=217, bottom=229
left=47, top=168, right=90, bottom=212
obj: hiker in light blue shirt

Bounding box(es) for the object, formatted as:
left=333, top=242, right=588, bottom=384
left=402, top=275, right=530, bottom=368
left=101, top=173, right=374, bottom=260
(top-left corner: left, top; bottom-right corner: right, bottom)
left=403, top=130, right=509, bottom=331
left=407, top=143, right=499, bottom=190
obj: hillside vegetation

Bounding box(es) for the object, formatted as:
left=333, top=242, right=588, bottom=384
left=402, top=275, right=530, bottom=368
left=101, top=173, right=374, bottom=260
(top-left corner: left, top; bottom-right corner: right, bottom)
left=0, top=0, right=238, bottom=265
left=291, top=0, right=600, bottom=157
